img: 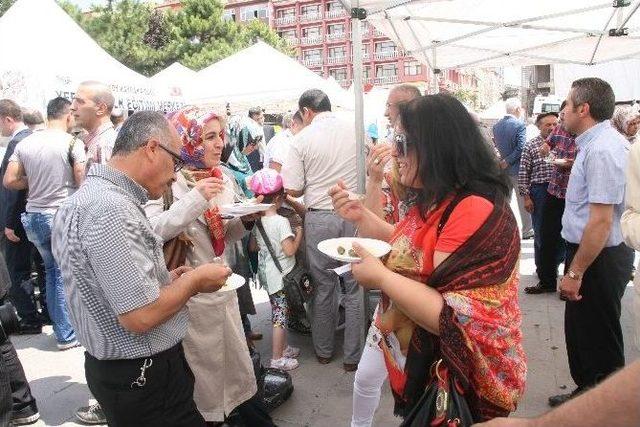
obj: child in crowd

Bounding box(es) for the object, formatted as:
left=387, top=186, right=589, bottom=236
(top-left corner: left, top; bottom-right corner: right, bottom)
left=248, top=169, right=303, bottom=371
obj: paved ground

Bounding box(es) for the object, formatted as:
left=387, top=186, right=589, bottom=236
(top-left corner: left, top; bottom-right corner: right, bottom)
left=12, top=239, right=640, bottom=426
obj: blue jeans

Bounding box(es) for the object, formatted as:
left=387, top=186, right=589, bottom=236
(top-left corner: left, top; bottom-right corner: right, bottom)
left=21, top=212, right=75, bottom=344
left=529, top=183, right=564, bottom=278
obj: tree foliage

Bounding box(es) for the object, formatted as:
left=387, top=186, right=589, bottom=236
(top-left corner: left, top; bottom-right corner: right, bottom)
left=0, top=0, right=15, bottom=16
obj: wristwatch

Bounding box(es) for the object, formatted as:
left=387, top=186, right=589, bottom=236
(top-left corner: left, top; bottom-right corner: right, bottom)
left=567, top=269, right=582, bottom=281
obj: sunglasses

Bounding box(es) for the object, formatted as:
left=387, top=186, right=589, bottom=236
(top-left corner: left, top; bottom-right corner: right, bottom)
left=392, top=132, right=413, bottom=157
left=158, top=144, right=185, bottom=173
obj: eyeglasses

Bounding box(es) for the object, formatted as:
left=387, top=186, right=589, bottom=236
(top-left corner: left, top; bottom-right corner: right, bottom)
left=392, top=132, right=413, bottom=157
left=158, top=144, right=185, bottom=172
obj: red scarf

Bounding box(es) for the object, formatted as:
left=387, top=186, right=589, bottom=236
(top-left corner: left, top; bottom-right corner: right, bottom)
left=190, top=168, right=225, bottom=257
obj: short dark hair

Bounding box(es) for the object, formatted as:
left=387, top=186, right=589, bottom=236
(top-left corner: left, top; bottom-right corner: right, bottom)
left=47, top=97, right=72, bottom=121
left=535, top=112, right=559, bottom=124
left=560, top=100, right=567, bottom=111
left=23, top=110, right=44, bottom=126
left=248, top=107, right=263, bottom=119
left=0, top=99, right=23, bottom=121
left=298, top=89, right=331, bottom=113
left=570, top=77, right=615, bottom=122
left=112, top=111, right=173, bottom=157
left=398, top=94, right=510, bottom=214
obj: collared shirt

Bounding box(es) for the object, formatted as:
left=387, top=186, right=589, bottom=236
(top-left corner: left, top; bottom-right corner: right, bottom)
left=11, top=124, right=28, bottom=139
left=282, top=111, right=358, bottom=210
left=264, top=129, right=292, bottom=168
left=561, top=121, right=630, bottom=246
left=85, top=122, right=117, bottom=165
left=546, top=125, right=577, bottom=199
left=518, top=135, right=554, bottom=196
left=52, top=164, right=187, bottom=360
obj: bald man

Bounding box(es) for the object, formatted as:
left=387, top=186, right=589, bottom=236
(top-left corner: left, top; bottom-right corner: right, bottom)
left=71, top=81, right=118, bottom=166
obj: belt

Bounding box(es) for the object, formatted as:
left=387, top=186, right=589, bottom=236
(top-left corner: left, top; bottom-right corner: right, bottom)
left=308, top=208, right=334, bottom=212
left=85, top=342, right=183, bottom=364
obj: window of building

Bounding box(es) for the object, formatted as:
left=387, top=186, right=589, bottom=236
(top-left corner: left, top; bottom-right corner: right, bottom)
left=376, top=64, right=398, bottom=77
left=276, top=8, right=295, bottom=19
left=326, top=2, right=344, bottom=12
left=301, top=4, right=321, bottom=16
left=302, top=49, right=322, bottom=61
left=302, top=26, right=322, bottom=38
left=278, top=29, right=297, bottom=40
left=327, top=23, right=345, bottom=35
left=223, top=10, right=236, bottom=22
left=329, top=68, right=348, bottom=81
left=240, top=5, right=268, bottom=21
left=328, top=46, right=346, bottom=58
left=363, top=66, right=371, bottom=79
left=375, top=41, right=396, bottom=53
left=404, top=60, right=422, bottom=76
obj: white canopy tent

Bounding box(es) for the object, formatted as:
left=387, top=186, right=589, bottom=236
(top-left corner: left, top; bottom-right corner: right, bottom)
left=191, top=41, right=353, bottom=112
left=554, top=59, right=640, bottom=102
left=0, top=0, right=182, bottom=112
left=151, top=62, right=198, bottom=102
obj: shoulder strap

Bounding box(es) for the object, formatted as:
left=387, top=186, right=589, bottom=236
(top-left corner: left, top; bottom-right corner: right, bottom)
left=67, top=136, right=77, bottom=166
left=161, top=186, right=174, bottom=212
left=256, top=219, right=284, bottom=273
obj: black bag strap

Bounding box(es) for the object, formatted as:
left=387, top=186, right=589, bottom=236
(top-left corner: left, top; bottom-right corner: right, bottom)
left=256, top=219, right=284, bottom=273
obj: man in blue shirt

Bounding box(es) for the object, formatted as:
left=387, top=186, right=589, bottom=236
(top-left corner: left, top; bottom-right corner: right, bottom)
left=493, top=97, right=533, bottom=238
left=549, top=78, right=635, bottom=408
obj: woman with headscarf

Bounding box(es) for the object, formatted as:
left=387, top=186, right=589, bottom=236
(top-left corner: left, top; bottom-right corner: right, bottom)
left=144, top=106, right=275, bottom=426
left=611, top=104, right=640, bottom=144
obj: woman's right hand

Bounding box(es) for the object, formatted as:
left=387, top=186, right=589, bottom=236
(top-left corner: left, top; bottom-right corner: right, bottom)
left=329, top=180, right=365, bottom=223
left=195, top=177, right=224, bottom=201
left=366, top=143, right=393, bottom=183
left=191, top=263, right=232, bottom=293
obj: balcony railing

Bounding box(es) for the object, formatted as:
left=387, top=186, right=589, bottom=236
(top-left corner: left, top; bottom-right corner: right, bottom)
left=284, top=37, right=299, bottom=45
left=274, top=16, right=296, bottom=26
left=326, top=55, right=348, bottom=65
left=299, top=12, right=322, bottom=22
left=299, top=35, right=324, bottom=45
left=326, top=32, right=347, bottom=41
left=372, top=29, right=386, bottom=37
left=325, top=9, right=347, bottom=18
left=373, top=50, right=401, bottom=60
left=373, top=75, right=400, bottom=85
left=301, top=57, right=323, bottom=67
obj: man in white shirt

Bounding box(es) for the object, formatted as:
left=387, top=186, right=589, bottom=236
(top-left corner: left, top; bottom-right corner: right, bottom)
left=71, top=81, right=117, bottom=167
left=4, top=96, right=86, bottom=350
left=265, top=112, right=296, bottom=172
left=282, top=89, right=363, bottom=371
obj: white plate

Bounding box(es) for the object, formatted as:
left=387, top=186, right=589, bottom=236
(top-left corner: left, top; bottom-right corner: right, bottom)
left=216, top=273, right=245, bottom=293
left=317, top=237, right=392, bottom=263
left=219, top=203, right=273, bottom=217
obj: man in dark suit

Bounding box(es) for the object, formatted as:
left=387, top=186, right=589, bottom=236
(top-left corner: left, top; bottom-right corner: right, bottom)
left=0, top=99, right=40, bottom=334
left=493, top=97, right=533, bottom=239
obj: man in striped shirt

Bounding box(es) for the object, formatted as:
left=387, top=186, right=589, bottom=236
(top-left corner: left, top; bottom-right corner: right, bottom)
left=518, top=112, right=558, bottom=284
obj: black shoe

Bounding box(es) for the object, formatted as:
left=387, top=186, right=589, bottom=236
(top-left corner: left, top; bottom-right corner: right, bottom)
left=524, top=282, right=556, bottom=294
left=11, top=404, right=40, bottom=425
left=548, top=390, right=580, bottom=407
left=16, top=320, right=42, bottom=335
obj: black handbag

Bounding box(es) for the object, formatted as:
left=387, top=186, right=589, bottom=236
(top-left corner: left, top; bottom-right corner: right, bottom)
left=255, top=220, right=313, bottom=317
left=400, top=360, right=474, bottom=427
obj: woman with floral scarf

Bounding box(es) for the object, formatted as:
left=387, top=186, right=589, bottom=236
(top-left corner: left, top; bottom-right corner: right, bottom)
left=611, top=104, right=640, bottom=144
left=331, top=95, right=526, bottom=424
left=145, top=106, right=275, bottom=426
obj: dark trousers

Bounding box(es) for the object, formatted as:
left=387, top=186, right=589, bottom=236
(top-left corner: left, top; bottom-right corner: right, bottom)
left=564, top=242, right=634, bottom=390
left=85, top=343, right=205, bottom=427
left=3, top=236, right=38, bottom=323
left=538, top=192, right=567, bottom=288
left=229, top=393, right=276, bottom=426
left=0, top=335, right=38, bottom=420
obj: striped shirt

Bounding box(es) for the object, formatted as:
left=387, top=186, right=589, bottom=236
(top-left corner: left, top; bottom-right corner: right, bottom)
left=546, top=125, right=577, bottom=199
left=52, top=164, right=187, bottom=360
left=518, top=135, right=554, bottom=196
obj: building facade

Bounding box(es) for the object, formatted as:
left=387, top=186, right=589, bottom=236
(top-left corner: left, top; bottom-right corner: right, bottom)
left=154, top=0, right=480, bottom=91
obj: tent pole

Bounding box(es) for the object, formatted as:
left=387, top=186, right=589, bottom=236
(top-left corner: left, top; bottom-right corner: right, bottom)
left=350, top=5, right=369, bottom=334
left=431, top=48, right=439, bottom=94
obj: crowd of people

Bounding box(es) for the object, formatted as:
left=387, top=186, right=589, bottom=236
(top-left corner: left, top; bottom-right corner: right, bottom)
left=0, top=75, right=638, bottom=427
